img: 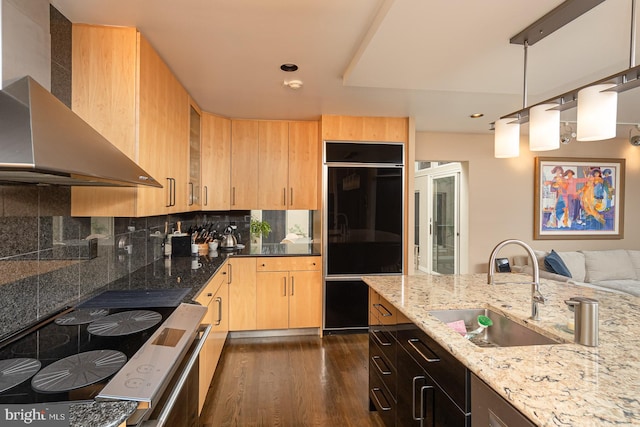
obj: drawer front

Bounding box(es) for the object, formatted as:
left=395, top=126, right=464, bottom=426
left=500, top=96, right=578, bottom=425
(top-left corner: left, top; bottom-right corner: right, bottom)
left=370, top=327, right=396, bottom=373
left=256, top=256, right=320, bottom=272
left=195, top=274, right=224, bottom=307
left=369, top=365, right=396, bottom=427
left=397, top=324, right=469, bottom=412
left=373, top=296, right=397, bottom=326
left=369, top=335, right=397, bottom=398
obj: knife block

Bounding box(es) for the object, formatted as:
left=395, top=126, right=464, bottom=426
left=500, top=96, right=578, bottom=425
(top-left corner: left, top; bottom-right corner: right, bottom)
left=171, top=236, right=191, bottom=257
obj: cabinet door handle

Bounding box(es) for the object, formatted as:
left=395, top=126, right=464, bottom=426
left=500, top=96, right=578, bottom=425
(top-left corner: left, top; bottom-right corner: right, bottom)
left=370, top=388, right=391, bottom=411
left=215, top=297, right=222, bottom=326
left=291, top=276, right=295, bottom=296
left=408, top=339, right=440, bottom=363
left=282, top=188, right=286, bottom=206
left=227, top=264, right=232, bottom=284
left=420, top=385, right=434, bottom=427
left=371, top=356, right=391, bottom=375
left=189, top=182, right=194, bottom=206
left=373, top=303, right=393, bottom=317
left=290, top=188, right=293, bottom=206
left=166, top=178, right=172, bottom=207
left=207, top=293, right=213, bottom=297
left=204, top=185, right=208, bottom=206
left=171, top=178, right=176, bottom=207
left=412, top=376, right=426, bottom=421
left=371, top=330, right=392, bottom=347
left=283, top=277, right=287, bottom=296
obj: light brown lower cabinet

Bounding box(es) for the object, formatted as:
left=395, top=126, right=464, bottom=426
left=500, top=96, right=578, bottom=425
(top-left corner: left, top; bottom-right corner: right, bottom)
left=228, top=257, right=258, bottom=331
left=195, top=263, right=229, bottom=413
left=256, top=256, right=321, bottom=330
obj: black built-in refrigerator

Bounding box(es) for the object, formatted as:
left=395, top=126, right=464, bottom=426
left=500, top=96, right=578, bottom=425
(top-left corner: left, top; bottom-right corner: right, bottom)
left=323, top=142, right=404, bottom=332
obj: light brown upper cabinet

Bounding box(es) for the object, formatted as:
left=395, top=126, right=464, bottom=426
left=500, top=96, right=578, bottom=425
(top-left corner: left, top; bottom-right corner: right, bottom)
left=201, top=113, right=231, bottom=210
left=257, top=120, right=319, bottom=210
left=188, top=99, right=202, bottom=211
left=258, top=121, right=289, bottom=209
left=228, top=119, right=319, bottom=211
left=71, top=25, right=189, bottom=217
left=288, top=121, right=319, bottom=210
left=230, top=120, right=260, bottom=210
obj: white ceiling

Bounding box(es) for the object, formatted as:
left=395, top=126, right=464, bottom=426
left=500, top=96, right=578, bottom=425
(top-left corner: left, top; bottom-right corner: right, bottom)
left=51, top=0, right=640, bottom=137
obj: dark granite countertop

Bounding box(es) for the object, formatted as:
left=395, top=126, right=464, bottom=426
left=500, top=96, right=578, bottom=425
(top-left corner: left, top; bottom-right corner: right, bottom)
left=69, top=242, right=320, bottom=427
left=78, top=243, right=321, bottom=306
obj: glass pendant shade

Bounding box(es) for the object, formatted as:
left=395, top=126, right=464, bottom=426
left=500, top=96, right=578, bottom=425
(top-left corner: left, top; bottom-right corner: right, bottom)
left=494, top=118, right=520, bottom=158
left=576, top=84, right=617, bottom=141
left=529, top=103, right=560, bottom=151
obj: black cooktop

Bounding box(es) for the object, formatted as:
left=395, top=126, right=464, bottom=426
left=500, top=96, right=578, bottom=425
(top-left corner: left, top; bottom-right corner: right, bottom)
left=0, top=306, right=175, bottom=404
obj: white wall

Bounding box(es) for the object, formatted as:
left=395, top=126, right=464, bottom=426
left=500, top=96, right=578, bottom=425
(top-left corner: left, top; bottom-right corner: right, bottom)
left=1, top=0, right=50, bottom=89
left=416, top=131, right=640, bottom=273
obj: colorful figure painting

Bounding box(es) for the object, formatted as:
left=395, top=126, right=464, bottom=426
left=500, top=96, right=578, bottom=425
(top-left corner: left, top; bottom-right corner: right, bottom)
left=534, top=157, right=625, bottom=239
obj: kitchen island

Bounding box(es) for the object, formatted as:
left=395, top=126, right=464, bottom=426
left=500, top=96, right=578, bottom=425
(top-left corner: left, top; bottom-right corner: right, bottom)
left=363, top=273, right=640, bottom=426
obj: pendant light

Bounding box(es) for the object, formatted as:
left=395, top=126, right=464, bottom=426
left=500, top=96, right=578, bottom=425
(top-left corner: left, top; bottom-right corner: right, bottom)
left=494, top=118, right=520, bottom=157
left=493, top=41, right=528, bottom=158
left=529, top=104, right=560, bottom=151
left=576, top=84, right=618, bottom=141
left=492, top=0, right=640, bottom=154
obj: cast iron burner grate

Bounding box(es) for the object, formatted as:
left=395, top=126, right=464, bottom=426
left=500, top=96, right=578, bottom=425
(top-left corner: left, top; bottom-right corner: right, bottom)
left=87, top=310, right=162, bottom=337
left=54, top=308, right=109, bottom=325
left=0, top=358, right=41, bottom=393
left=31, top=350, right=126, bottom=393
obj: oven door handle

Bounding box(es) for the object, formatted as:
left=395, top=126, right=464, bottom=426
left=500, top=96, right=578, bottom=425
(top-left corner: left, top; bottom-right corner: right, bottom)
left=141, top=324, right=212, bottom=427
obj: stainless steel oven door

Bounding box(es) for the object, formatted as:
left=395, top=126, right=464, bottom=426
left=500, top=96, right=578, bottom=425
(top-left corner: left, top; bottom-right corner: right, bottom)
left=134, top=324, right=211, bottom=427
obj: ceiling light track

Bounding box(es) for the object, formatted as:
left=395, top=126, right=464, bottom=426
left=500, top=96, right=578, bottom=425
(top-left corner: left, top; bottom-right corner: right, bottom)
left=499, top=63, right=640, bottom=124
left=510, top=0, right=606, bottom=46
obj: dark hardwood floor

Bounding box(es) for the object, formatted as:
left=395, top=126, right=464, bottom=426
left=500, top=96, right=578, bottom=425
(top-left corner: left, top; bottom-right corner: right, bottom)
left=199, top=333, right=385, bottom=427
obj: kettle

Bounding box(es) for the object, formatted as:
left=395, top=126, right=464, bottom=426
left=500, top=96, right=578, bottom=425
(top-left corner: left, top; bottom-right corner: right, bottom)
left=220, top=225, right=238, bottom=249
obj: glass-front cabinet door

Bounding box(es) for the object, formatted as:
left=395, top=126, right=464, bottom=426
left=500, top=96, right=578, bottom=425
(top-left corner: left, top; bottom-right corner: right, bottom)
left=189, top=103, right=201, bottom=209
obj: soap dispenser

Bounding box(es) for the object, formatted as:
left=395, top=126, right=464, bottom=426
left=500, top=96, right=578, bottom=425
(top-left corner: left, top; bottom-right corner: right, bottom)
left=565, top=297, right=599, bottom=347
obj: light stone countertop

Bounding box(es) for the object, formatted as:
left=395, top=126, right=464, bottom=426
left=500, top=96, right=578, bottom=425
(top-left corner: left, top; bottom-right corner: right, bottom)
left=362, top=273, right=640, bottom=427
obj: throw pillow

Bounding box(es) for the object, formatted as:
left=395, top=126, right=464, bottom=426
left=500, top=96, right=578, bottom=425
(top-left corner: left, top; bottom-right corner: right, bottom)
left=556, top=251, right=585, bottom=282
left=627, top=250, right=640, bottom=279
left=544, top=250, right=572, bottom=277
left=534, top=250, right=549, bottom=272
left=582, top=250, right=636, bottom=283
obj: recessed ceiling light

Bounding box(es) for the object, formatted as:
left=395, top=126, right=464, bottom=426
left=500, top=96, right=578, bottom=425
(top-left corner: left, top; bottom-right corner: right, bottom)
left=470, top=113, right=484, bottom=118
left=280, top=63, right=298, bottom=72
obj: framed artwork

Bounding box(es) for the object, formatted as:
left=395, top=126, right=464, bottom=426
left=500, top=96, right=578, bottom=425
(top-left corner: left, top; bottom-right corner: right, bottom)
left=534, top=157, right=625, bottom=240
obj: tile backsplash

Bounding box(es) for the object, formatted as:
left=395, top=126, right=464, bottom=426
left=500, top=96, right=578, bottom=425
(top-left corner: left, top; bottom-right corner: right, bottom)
left=0, top=185, right=251, bottom=338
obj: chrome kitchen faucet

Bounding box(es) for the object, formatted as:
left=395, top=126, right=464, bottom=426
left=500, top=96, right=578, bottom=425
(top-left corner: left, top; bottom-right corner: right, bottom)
left=487, top=239, right=546, bottom=321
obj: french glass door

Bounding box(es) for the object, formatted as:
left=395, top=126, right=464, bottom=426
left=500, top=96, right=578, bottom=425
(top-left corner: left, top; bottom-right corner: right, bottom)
left=430, top=172, right=459, bottom=274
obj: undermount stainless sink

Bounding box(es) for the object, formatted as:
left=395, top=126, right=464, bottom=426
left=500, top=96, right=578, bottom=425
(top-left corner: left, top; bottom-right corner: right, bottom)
left=429, top=308, right=563, bottom=348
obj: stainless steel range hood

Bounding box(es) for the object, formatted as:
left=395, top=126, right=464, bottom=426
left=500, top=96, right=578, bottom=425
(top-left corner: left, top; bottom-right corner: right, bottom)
left=0, top=76, right=162, bottom=187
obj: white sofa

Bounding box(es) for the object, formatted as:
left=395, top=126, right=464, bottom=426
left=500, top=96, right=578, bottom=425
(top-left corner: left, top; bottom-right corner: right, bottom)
left=512, top=249, right=640, bottom=296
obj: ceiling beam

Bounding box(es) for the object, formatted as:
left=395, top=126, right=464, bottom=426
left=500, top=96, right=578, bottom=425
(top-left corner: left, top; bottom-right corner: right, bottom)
left=342, top=0, right=395, bottom=85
